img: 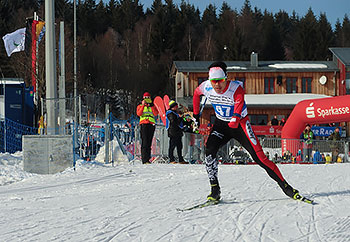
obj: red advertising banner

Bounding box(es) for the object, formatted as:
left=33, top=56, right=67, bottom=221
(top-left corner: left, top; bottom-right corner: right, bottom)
left=252, top=125, right=283, bottom=136
left=282, top=95, right=350, bottom=155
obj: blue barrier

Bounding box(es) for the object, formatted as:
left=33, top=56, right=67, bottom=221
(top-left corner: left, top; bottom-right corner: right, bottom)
left=0, top=117, right=38, bottom=153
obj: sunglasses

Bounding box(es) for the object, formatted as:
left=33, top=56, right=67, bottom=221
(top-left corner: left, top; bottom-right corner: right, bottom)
left=210, top=78, right=226, bottom=84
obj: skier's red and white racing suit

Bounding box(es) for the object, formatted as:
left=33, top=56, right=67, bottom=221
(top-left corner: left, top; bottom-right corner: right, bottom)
left=193, top=80, right=286, bottom=188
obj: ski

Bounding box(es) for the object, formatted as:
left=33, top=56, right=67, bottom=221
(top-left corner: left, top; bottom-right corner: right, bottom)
left=177, top=200, right=220, bottom=211
left=163, top=94, right=170, bottom=110
left=294, top=194, right=315, bottom=204
left=154, top=96, right=166, bottom=125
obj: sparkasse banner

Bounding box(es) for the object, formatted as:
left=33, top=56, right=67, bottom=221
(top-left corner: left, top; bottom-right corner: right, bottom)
left=282, top=95, right=350, bottom=154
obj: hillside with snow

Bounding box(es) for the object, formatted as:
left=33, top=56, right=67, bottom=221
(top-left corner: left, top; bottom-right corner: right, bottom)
left=1, top=152, right=350, bottom=241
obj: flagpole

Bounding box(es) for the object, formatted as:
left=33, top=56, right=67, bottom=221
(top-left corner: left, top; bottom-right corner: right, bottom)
left=73, top=0, right=78, bottom=144
left=34, top=12, right=38, bottom=106
left=0, top=67, right=6, bottom=152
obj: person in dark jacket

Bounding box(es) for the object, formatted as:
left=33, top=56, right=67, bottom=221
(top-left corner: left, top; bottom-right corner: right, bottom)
left=328, top=127, right=341, bottom=162
left=271, top=115, right=279, bottom=126
left=166, top=100, right=186, bottom=164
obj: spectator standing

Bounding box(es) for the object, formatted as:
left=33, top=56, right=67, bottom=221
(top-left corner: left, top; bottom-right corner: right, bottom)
left=302, top=124, right=313, bottom=162
left=280, top=118, right=286, bottom=126
left=313, top=149, right=322, bottom=163
left=38, top=115, right=45, bottom=135
left=328, top=127, right=341, bottom=162
left=136, top=92, right=158, bottom=164
left=166, top=100, right=186, bottom=164
left=271, top=116, right=279, bottom=126
left=182, top=113, right=198, bottom=163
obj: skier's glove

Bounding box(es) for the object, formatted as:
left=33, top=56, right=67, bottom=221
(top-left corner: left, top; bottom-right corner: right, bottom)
left=228, top=114, right=241, bottom=129
left=193, top=114, right=200, bottom=127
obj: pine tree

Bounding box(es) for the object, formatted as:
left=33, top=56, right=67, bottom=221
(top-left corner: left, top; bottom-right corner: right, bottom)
left=200, top=4, right=217, bottom=60
left=334, top=20, right=343, bottom=47
left=292, top=8, right=318, bottom=60
left=95, top=0, right=109, bottom=35
left=79, top=0, right=97, bottom=39
left=173, top=1, right=201, bottom=60
left=116, top=0, right=144, bottom=34
left=275, top=10, right=293, bottom=60
left=316, top=13, right=334, bottom=59
left=238, top=0, right=261, bottom=60
left=260, top=11, right=284, bottom=60
left=341, top=15, right=350, bottom=47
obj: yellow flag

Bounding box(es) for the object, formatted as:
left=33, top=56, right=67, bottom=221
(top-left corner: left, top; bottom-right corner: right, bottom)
left=35, top=21, right=45, bottom=40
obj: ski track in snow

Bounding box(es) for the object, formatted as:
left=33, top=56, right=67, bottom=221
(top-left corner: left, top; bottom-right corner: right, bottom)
left=1, top=157, right=350, bottom=241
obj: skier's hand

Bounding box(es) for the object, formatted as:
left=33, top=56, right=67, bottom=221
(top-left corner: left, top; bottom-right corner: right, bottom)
left=228, top=115, right=240, bottom=129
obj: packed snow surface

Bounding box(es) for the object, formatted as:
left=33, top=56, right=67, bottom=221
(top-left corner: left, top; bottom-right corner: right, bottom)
left=1, top=152, right=350, bottom=241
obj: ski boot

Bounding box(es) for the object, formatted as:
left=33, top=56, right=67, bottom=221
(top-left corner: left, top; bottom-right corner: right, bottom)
left=281, top=181, right=314, bottom=203
left=207, top=183, right=221, bottom=202
left=280, top=181, right=299, bottom=199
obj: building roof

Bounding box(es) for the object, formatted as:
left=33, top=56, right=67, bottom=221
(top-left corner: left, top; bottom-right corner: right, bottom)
left=0, top=78, right=24, bottom=85
left=172, top=60, right=338, bottom=74
left=244, top=93, right=331, bottom=108
left=178, top=93, right=331, bottom=109
left=329, top=47, right=350, bottom=67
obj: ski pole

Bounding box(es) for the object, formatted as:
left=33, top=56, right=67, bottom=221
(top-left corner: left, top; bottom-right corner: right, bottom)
left=199, top=96, right=207, bottom=117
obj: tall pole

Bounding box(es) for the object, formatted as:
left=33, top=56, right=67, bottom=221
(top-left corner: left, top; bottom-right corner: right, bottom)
left=59, top=21, right=66, bottom=135
left=0, top=69, right=6, bottom=152
left=45, top=0, right=58, bottom=135
left=74, top=0, right=77, bottom=124
left=34, top=12, right=38, bottom=106
left=104, top=104, right=110, bottom=164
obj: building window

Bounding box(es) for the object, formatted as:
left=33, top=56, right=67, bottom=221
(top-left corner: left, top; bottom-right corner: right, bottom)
left=346, top=72, right=350, bottom=95
left=302, top=77, right=312, bottom=93
left=286, top=77, right=298, bottom=93
left=249, top=114, right=268, bottom=125
left=235, top=77, right=246, bottom=88
left=264, top=77, right=274, bottom=94
left=198, top=77, right=206, bottom=86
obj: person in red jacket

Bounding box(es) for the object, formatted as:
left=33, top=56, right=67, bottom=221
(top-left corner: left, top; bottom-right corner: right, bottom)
left=193, top=61, right=307, bottom=202
left=136, top=92, right=158, bottom=164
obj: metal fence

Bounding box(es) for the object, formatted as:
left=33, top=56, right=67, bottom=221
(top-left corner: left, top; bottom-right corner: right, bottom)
left=130, top=125, right=350, bottom=164
left=2, top=112, right=349, bottom=165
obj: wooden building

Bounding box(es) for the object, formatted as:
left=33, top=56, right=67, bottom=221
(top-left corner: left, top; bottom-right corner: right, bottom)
left=171, top=48, right=350, bottom=136
left=330, top=48, right=350, bottom=96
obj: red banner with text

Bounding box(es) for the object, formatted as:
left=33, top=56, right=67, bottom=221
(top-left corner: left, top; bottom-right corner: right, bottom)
left=252, top=125, right=283, bottom=136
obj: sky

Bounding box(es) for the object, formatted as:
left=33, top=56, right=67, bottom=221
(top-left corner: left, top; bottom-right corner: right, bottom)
left=104, top=0, right=350, bottom=28
left=1, top=151, right=350, bottom=241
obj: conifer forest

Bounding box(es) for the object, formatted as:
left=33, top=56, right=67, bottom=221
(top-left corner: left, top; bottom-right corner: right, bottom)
left=0, top=0, right=349, bottom=118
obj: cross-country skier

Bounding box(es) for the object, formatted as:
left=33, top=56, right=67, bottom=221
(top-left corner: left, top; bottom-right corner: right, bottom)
left=192, top=61, right=304, bottom=202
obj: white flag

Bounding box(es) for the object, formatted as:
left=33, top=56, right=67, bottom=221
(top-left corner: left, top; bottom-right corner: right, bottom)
left=2, top=27, right=26, bottom=57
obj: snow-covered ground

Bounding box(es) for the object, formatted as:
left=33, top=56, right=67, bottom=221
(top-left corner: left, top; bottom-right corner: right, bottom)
left=1, top=152, right=350, bottom=241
